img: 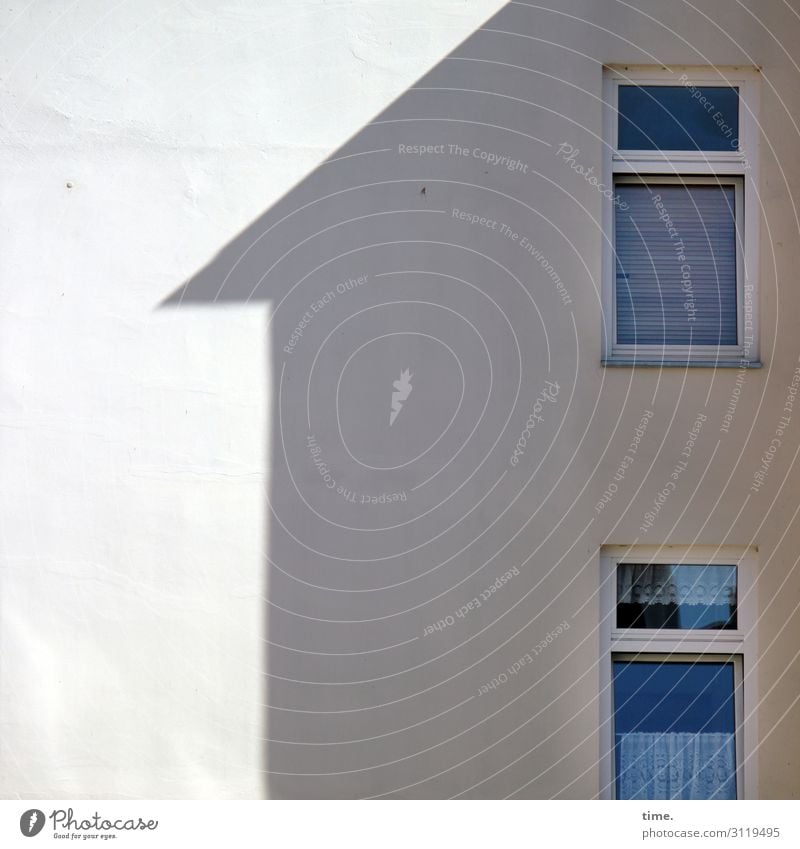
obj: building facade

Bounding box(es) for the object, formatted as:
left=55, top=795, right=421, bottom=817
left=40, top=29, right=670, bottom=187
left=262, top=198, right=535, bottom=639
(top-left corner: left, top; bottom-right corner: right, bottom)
left=2, top=0, right=799, bottom=799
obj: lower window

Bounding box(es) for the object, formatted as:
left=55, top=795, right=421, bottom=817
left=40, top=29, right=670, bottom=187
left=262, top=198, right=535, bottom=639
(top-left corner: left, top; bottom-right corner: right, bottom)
left=601, top=547, right=756, bottom=800
left=613, top=655, right=738, bottom=800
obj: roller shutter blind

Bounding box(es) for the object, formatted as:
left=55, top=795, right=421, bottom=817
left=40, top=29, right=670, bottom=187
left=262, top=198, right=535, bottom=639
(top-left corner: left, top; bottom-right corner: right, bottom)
left=615, top=183, right=738, bottom=347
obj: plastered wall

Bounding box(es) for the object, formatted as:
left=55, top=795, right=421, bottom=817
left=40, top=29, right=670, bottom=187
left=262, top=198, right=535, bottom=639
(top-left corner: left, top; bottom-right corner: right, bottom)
left=1, top=0, right=799, bottom=799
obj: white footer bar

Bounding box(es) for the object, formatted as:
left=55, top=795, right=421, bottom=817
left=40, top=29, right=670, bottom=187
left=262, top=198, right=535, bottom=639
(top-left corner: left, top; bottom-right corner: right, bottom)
left=1, top=800, right=797, bottom=848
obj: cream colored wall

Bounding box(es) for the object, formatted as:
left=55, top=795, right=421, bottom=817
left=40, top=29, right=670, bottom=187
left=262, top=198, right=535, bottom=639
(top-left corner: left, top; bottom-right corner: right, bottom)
left=1, top=0, right=799, bottom=799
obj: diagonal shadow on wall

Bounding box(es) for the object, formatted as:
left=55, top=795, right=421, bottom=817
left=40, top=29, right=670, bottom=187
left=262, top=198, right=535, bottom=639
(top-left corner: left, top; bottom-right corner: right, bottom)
left=163, top=1, right=599, bottom=798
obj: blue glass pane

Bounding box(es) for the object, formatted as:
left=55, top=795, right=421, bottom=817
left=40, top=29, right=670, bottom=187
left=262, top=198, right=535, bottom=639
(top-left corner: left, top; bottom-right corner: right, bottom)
left=618, top=85, right=739, bottom=151
left=617, top=564, right=737, bottom=630
left=614, top=661, right=736, bottom=799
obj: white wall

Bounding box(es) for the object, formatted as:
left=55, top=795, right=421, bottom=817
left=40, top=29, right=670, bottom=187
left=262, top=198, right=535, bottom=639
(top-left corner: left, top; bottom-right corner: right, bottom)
left=0, top=0, right=506, bottom=798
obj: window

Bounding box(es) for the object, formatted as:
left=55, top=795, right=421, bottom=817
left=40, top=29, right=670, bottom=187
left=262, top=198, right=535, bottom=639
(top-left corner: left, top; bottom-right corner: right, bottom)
left=617, top=562, right=737, bottom=629
left=600, top=547, right=757, bottom=799
left=602, top=67, right=759, bottom=366
left=613, top=657, right=738, bottom=799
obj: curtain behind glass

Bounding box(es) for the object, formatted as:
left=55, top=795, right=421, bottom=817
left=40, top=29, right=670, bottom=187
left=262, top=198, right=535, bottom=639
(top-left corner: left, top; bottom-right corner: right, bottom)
left=617, top=732, right=736, bottom=799
left=616, top=563, right=737, bottom=629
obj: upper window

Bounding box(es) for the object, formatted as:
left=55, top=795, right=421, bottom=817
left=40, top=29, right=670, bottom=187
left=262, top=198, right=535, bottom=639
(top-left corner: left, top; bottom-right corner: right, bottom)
left=602, top=67, right=759, bottom=366
left=617, top=84, right=740, bottom=151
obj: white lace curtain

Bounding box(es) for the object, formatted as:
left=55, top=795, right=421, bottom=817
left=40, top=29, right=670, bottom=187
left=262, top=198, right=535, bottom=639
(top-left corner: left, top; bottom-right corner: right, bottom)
left=617, top=563, right=736, bottom=606
left=618, top=732, right=736, bottom=799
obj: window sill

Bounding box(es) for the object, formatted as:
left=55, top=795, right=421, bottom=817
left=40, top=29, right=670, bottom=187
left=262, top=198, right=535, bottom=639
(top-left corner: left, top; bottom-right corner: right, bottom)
left=602, top=359, right=762, bottom=369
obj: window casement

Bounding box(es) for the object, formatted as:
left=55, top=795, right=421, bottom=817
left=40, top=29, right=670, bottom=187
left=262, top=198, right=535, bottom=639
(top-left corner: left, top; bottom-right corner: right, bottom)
left=599, top=546, right=758, bottom=800
left=602, top=66, right=760, bottom=367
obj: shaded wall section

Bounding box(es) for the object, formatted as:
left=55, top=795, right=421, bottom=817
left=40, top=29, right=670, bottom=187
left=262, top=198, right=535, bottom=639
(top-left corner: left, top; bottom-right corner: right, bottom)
left=166, top=0, right=800, bottom=798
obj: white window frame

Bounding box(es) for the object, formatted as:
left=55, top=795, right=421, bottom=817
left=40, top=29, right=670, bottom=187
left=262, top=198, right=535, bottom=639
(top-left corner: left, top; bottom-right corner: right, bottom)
left=602, top=66, right=760, bottom=367
left=599, top=545, right=758, bottom=800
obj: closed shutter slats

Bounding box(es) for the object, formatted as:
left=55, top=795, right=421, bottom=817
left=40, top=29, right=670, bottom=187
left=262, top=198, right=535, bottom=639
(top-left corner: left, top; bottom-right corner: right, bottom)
left=615, top=184, right=738, bottom=346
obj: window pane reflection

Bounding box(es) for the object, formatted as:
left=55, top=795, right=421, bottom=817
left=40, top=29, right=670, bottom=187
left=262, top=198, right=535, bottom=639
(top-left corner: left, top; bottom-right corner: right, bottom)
left=614, top=660, right=737, bottom=799
left=617, top=564, right=737, bottom=630
left=618, top=85, right=740, bottom=151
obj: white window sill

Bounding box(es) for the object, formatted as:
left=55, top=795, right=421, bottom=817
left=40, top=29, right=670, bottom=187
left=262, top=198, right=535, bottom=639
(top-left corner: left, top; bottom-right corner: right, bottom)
left=602, top=359, right=762, bottom=368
